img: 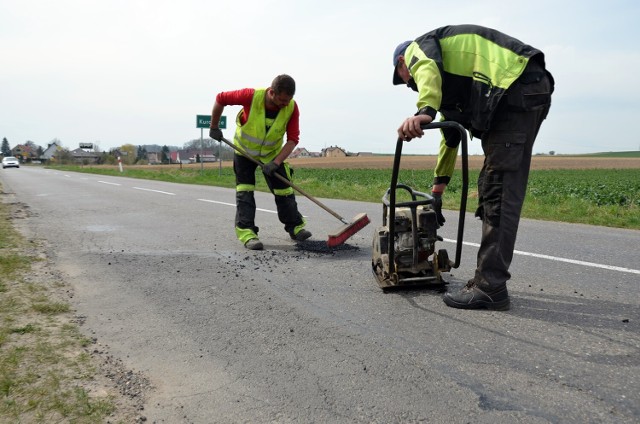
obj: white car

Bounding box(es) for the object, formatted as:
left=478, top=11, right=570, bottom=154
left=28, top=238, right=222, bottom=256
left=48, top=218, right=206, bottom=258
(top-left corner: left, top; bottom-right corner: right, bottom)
left=2, top=156, right=20, bottom=169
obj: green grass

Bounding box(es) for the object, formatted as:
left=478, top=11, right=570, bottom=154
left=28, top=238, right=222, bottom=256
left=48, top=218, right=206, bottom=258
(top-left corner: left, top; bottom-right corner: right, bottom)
left=0, top=190, right=119, bottom=423
left=571, top=151, right=640, bottom=158
left=51, top=165, right=640, bottom=230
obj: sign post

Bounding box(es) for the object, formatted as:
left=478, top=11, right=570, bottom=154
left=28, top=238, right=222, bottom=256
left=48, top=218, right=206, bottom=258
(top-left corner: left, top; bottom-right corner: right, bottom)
left=196, top=115, right=227, bottom=174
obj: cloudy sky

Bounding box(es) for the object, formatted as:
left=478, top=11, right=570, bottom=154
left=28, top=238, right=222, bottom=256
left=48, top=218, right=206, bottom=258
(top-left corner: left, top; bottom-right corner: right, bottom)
left=2, top=0, right=639, bottom=155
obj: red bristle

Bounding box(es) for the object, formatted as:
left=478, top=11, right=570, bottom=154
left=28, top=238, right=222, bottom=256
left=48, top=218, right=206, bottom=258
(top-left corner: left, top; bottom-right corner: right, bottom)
left=326, top=213, right=370, bottom=247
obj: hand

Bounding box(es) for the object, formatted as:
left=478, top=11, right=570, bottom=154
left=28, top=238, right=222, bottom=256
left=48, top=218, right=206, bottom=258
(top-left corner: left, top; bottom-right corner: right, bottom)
left=262, top=161, right=279, bottom=176
left=397, top=115, right=432, bottom=141
left=431, top=192, right=446, bottom=227
left=209, top=128, right=223, bottom=141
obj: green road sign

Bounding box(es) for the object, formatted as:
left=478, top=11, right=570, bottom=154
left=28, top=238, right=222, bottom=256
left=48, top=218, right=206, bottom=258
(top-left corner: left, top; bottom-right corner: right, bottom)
left=197, top=115, right=226, bottom=129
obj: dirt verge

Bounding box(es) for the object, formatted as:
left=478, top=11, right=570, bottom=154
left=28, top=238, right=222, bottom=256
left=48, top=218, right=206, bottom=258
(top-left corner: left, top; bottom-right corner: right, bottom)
left=6, top=198, right=153, bottom=424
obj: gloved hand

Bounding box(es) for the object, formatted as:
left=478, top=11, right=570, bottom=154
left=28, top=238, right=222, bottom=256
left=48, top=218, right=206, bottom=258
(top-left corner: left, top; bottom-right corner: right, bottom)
left=432, top=192, right=446, bottom=227
left=209, top=128, right=223, bottom=141
left=262, top=161, right=279, bottom=177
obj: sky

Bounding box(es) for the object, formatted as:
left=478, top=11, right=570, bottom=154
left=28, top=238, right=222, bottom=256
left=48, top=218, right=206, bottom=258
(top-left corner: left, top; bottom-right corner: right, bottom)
left=2, top=0, right=639, bottom=156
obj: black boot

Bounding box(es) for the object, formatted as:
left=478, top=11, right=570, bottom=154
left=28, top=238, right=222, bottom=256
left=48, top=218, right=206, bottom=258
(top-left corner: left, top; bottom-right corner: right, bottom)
left=443, top=280, right=510, bottom=311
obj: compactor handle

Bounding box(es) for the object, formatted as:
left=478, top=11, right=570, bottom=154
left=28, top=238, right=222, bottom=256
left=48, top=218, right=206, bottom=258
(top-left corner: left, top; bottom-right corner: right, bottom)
left=388, top=121, right=468, bottom=274
left=421, top=122, right=468, bottom=268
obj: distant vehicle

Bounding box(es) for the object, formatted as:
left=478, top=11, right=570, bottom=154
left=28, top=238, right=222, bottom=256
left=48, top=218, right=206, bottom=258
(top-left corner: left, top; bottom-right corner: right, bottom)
left=2, top=156, right=20, bottom=169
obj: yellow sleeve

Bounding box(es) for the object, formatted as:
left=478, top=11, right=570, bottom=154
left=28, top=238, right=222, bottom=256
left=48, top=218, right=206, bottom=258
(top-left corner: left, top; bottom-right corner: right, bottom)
left=411, top=58, right=443, bottom=112
left=434, top=132, right=459, bottom=181
left=404, top=42, right=443, bottom=112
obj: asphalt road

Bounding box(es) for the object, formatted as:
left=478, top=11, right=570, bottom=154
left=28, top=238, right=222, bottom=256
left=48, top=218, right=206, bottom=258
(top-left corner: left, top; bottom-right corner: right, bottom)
left=2, top=166, right=639, bottom=423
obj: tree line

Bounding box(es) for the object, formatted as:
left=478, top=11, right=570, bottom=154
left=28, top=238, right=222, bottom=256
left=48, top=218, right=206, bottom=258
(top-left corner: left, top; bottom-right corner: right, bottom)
left=1, top=137, right=236, bottom=165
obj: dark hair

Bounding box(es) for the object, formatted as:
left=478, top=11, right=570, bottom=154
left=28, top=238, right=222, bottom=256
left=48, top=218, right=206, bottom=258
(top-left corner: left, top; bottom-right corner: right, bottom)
left=271, top=74, right=296, bottom=96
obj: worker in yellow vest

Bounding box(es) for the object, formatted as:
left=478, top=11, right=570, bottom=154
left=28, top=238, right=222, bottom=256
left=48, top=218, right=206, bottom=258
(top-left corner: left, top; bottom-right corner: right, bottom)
left=209, top=74, right=311, bottom=250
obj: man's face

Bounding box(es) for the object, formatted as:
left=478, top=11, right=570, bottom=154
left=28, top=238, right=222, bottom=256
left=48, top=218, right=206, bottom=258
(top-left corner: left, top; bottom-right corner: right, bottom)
left=267, top=88, right=293, bottom=109
left=396, top=58, right=418, bottom=92
left=396, top=57, right=411, bottom=84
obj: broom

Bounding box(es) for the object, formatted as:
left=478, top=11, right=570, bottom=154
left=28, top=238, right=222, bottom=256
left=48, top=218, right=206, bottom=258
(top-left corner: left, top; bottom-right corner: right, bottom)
left=219, top=137, right=370, bottom=247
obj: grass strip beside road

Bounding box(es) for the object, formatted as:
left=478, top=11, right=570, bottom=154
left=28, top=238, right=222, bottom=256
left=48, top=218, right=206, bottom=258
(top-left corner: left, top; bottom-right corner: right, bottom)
left=0, top=189, right=122, bottom=423
left=50, top=165, right=640, bottom=230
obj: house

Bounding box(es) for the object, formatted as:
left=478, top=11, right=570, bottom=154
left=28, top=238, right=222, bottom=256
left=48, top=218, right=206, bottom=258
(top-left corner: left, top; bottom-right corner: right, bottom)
left=41, top=141, right=62, bottom=161
left=322, top=146, right=347, bottom=158
left=170, top=149, right=217, bottom=164
left=144, top=146, right=163, bottom=164
left=71, top=148, right=100, bottom=164
left=290, top=147, right=311, bottom=158
left=11, top=144, right=35, bottom=161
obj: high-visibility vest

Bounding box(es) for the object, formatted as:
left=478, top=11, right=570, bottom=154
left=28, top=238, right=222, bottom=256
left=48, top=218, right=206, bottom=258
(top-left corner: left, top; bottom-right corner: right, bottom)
left=406, top=24, right=543, bottom=131
left=233, top=88, right=295, bottom=163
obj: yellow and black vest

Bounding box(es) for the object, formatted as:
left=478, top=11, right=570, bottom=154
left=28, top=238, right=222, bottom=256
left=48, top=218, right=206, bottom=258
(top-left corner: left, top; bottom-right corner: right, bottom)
left=233, top=88, right=295, bottom=163
left=405, top=24, right=544, bottom=132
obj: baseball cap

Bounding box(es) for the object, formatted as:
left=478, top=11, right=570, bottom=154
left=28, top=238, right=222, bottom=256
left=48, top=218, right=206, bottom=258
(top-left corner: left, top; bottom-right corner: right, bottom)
left=392, top=40, right=412, bottom=85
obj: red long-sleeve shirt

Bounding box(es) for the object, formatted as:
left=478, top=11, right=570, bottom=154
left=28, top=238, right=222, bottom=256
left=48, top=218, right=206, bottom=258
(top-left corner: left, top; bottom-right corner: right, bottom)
left=215, top=88, right=300, bottom=144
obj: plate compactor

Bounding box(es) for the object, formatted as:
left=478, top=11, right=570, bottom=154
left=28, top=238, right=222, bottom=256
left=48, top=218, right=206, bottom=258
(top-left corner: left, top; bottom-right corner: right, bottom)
left=372, top=122, right=469, bottom=291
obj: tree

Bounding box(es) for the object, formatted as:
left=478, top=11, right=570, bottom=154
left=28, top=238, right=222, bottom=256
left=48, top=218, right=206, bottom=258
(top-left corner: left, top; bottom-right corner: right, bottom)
left=183, top=138, right=218, bottom=150
left=161, top=145, right=170, bottom=164
left=49, top=138, right=62, bottom=148
left=216, top=143, right=235, bottom=161
left=24, top=140, right=42, bottom=161
left=52, top=147, right=73, bottom=164
left=102, top=150, right=118, bottom=165
left=136, top=145, right=148, bottom=163
left=1, top=137, right=10, bottom=156
left=119, top=144, right=136, bottom=165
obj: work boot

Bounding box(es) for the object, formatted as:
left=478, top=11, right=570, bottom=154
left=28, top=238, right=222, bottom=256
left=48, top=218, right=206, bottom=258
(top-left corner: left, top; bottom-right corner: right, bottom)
left=443, top=279, right=510, bottom=311
left=290, top=229, right=312, bottom=242
left=244, top=238, right=264, bottom=250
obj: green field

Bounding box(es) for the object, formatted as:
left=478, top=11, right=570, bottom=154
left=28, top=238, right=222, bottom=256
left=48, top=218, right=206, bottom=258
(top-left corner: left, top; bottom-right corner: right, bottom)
left=573, top=151, right=640, bottom=158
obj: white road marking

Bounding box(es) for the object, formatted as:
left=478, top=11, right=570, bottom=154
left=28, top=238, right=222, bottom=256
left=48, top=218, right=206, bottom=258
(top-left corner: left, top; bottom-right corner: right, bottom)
left=133, top=187, right=175, bottom=195
left=197, top=198, right=276, bottom=214
left=443, top=238, right=640, bottom=275
left=97, top=181, right=121, bottom=186
left=197, top=199, right=235, bottom=207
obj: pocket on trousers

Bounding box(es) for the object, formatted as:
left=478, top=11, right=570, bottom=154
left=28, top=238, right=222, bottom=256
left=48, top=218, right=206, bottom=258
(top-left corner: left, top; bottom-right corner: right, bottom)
left=518, top=92, right=551, bottom=111
left=485, top=132, right=527, bottom=172
left=505, top=75, right=552, bottom=111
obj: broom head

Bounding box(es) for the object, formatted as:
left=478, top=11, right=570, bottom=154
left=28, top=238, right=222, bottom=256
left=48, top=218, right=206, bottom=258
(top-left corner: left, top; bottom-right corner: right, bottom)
left=326, top=213, right=370, bottom=247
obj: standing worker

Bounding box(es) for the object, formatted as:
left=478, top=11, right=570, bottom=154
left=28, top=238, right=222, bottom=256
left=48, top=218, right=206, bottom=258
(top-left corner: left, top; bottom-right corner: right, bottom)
left=392, top=25, right=554, bottom=310
left=209, top=74, right=312, bottom=250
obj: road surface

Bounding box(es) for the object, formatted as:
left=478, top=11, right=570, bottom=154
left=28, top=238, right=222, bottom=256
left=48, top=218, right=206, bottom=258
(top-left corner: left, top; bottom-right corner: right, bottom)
left=1, top=166, right=638, bottom=423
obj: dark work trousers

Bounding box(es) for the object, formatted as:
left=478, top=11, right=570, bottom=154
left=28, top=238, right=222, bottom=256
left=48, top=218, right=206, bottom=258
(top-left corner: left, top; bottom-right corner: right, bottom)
left=233, top=153, right=304, bottom=236
left=474, top=59, right=553, bottom=289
